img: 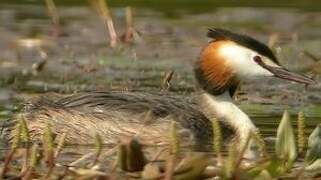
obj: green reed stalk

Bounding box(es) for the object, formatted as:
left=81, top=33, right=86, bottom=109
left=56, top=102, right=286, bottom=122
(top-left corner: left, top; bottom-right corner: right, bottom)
left=297, top=111, right=306, bottom=154
left=43, top=123, right=55, bottom=178
left=212, top=119, right=222, bottom=160
left=19, top=116, right=31, bottom=175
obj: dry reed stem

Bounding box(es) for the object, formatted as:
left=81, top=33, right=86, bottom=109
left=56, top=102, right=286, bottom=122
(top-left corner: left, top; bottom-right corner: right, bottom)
left=22, top=143, right=39, bottom=180
left=90, top=0, right=118, bottom=48
left=125, top=6, right=134, bottom=42
left=225, top=134, right=251, bottom=179
left=43, top=123, right=55, bottom=178
left=45, top=0, right=61, bottom=36
left=164, top=155, right=176, bottom=180
left=302, top=50, right=320, bottom=62
left=164, top=121, right=179, bottom=180
left=0, top=120, right=22, bottom=178
left=69, top=152, right=96, bottom=167
left=54, top=133, right=66, bottom=158
left=19, top=116, right=31, bottom=176
left=92, top=132, right=102, bottom=166
left=161, top=70, right=174, bottom=91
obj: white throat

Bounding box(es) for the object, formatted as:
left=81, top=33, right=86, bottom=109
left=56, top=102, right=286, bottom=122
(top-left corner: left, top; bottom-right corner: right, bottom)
left=198, top=91, right=256, bottom=141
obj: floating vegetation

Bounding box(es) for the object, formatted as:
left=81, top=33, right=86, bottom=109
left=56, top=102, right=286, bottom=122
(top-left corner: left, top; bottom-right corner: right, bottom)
left=1, top=111, right=321, bottom=179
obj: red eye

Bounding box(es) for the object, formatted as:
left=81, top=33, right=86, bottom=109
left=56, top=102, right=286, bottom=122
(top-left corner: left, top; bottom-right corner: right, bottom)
left=253, top=56, right=262, bottom=63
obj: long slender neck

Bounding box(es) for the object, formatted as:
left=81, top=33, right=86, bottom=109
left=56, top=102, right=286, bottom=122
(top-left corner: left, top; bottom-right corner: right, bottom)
left=198, top=91, right=256, bottom=141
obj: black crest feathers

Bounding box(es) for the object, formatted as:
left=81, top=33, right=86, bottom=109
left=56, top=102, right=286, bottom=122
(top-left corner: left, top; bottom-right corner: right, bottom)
left=207, top=28, right=279, bottom=65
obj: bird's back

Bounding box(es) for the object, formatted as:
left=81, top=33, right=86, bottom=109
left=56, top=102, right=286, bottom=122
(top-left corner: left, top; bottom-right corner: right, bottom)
left=4, top=91, right=234, bottom=150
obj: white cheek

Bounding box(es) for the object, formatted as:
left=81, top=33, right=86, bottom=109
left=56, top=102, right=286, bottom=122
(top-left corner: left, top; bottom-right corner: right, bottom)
left=219, top=44, right=273, bottom=79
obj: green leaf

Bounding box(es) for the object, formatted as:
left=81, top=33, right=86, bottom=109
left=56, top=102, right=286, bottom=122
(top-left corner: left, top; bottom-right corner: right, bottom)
left=265, top=155, right=287, bottom=177
left=305, top=124, right=321, bottom=165
left=275, top=110, right=297, bottom=169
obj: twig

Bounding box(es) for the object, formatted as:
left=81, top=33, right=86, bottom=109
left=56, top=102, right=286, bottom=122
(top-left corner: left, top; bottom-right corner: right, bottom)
left=161, top=70, right=174, bottom=91
left=43, top=123, right=55, bottom=178
left=90, top=0, right=118, bottom=48
left=44, top=0, right=61, bottom=36
left=0, top=121, right=22, bottom=178
left=164, top=121, right=179, bottom=180
left=69, top=152, right=96, bottom=167
left=54, top=133, right=66, bottom=159
left=92, top=133, right=102, bottom=166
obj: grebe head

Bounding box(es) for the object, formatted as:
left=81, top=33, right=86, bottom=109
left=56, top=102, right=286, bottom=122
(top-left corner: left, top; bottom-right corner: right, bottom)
left=195, top=28, right=315, bottom=96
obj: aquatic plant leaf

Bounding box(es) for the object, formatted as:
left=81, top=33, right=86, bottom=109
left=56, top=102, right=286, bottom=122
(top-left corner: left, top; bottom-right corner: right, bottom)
left=305, top=124, right=321, bottom=165
left=244, top=158, right=271, bottom=178
left=275, top=110, right=297, bottom=168
left=265, top=155, right=287, bottom=177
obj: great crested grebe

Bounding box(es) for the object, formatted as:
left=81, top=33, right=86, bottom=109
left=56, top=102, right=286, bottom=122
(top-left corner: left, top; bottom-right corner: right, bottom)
left=2, top=28, right=315, bottom=150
